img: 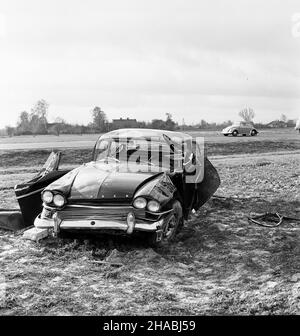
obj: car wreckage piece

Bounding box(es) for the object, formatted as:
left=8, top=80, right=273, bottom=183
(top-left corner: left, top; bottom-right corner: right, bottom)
left=15, top=129, right=220, bottom=244
left=0, top=210, right=24, bottom=231
left=14, top=152, right=70, bottom=227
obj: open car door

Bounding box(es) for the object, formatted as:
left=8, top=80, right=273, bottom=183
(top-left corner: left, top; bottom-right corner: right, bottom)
left=163, top=135, right=220, bottom=215
left=14, top=152, right=70, bottom=227
left=180, top=139, right=220, bottom=215
left=192, top=157, right=220, bottom=211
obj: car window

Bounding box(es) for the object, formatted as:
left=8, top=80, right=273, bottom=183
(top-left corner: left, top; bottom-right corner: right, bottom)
left=95, top=140, right=110, bottom=160
left=95, top=137, right=184, bottom=169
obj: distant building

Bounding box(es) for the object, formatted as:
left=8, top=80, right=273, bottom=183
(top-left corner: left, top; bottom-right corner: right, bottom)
left=47, top=122, right=61, bottom=128
left=287, top=119, right=296, bottom=128
left=112, top=118, right=138, bottom=129
left=266, top=120, right=287, bottom=128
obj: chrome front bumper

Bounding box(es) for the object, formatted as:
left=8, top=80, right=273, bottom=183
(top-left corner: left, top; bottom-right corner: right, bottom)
left=34, top=215, right=163, bottom=234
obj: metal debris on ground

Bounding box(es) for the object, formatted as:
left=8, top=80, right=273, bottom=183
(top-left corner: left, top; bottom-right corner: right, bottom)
left=248, top=212, right=300, bottom=228
left=22, top=227, right=49, bottom=242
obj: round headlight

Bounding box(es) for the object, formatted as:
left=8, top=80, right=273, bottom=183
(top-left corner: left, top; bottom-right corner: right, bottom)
left=53, top=194, right=66, bottom=207
left=147, top=200, right=160, bottom=212
left=42, top=191, right=53, bottom=204
left=133, top=197, right=147, bottom=209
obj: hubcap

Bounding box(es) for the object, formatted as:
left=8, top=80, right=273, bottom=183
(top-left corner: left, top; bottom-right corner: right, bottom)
left=164, top=215, right=177, bottom=239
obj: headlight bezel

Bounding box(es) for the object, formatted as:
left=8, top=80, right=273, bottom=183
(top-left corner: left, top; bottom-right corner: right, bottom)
left=147, top=199, right=160, bottom=212
left=133, top=196, right=147, bottom=209
left=53, top=193, right=66, bottom=208
left=132, top=197, right=161, bottom=212
left=42, top=190, right=54, bottom=204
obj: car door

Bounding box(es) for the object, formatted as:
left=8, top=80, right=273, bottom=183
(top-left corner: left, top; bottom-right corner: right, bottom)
left=192, top=155, right=220, bottom=211
left=15, top=152, right=71, bottom=226
left=241, top=122, right=252, bottom=135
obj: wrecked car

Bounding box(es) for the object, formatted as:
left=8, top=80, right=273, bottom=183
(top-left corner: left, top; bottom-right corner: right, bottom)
left=15, top=129, right=220, bottom=245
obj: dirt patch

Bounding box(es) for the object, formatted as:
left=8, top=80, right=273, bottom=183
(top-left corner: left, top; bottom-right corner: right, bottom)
left=0, top=149, right=91, bottom=169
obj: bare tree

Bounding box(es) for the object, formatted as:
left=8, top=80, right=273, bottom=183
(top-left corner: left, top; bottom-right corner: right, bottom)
left=91, top=106, right=108, bottom=132
left=165, top=113, right=176, bottom=130
left=17, top=111, right=31, bottom=134
left=49, top=117, right=66, bottom=136
left=30, top=99, right=49, bottom=134
left=5, top=126, right=14, bottom=137
left=280, top=114, right=287, bottom=123
left=238, top=107, right=255, bottom=123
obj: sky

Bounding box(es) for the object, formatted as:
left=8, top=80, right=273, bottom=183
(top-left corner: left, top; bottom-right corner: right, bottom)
left=0, top=0, right=300, bottom=127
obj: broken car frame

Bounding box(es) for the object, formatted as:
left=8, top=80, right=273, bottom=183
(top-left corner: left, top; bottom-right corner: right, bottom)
left=15, top=129, right=220, bottom=245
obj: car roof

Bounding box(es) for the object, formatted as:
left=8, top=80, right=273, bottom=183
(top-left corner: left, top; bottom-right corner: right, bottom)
left=99, top=128, right=191, bottom=140
left=232, top=121, right=252, bottom=126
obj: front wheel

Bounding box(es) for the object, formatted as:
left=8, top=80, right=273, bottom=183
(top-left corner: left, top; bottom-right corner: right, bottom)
left=232, top=130, right=238, bottom=136
left=147, top=200, right=183, bottom=247
left=250, top=129, right=257, bottom=136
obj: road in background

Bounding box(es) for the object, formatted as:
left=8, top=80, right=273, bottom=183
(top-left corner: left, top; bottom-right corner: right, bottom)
left=0, top=128, right=299, bottom=150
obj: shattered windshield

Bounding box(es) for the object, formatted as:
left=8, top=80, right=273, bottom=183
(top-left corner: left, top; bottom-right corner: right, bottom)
left=94, top=137, right=184, bottom=169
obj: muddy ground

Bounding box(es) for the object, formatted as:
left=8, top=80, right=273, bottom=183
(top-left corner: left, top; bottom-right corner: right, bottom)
left=0, top=138, right=299, bottom=315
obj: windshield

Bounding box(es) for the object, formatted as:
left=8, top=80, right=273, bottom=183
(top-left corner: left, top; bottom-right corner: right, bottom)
left=94, top=137, right=184, bottom=169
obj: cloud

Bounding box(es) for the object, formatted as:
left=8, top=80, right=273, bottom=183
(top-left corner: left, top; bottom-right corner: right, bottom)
left=0, top=0, right=299, bottom=127
left=0, top=13, right=6, bottom=38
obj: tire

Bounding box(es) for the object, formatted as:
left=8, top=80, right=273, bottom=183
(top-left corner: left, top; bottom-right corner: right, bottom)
left=147, top=200, right=183, bottom=247
left=223, top=134, right=229, bottom=136
left=250, top=129, right=257, bottom=136
left=232, top=130, right=238, bottom=137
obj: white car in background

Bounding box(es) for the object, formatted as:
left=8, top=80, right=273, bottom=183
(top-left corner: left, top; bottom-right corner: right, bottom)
left=221, top=122, right=258, bottom=137
left=295, top=118, right=300, bottom=133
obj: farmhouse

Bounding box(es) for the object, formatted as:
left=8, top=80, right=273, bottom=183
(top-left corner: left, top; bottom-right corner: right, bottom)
left=112, top=117, right=138, bottom=129
left=267, top=120, right=287, bottom=128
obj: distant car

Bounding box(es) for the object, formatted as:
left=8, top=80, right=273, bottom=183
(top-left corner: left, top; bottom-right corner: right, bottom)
left=15, top=129, right=220, bottom=246
left=295, top=119, right=300, bottom=133
left=221, top=122, right=258, bottom=136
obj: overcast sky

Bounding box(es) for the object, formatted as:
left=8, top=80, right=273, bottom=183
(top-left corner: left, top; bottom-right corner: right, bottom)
left=0, top=0, right=299, bottom=127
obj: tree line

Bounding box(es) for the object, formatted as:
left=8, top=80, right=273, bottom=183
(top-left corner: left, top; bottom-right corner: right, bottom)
left=4, top=100, right=178, bottom=136
left=2, top=100, right=297, bottom=137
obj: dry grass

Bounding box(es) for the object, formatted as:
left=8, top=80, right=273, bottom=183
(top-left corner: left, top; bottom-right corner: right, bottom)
left=0, top=139, right=299, bottom=315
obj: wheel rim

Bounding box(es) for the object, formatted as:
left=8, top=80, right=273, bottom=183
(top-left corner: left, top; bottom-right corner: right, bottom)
left=164, top=215, right=177, bottom=240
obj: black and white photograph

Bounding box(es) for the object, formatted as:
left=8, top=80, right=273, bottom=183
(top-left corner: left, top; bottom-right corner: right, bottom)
left=0, top=0, right=299, bottom=321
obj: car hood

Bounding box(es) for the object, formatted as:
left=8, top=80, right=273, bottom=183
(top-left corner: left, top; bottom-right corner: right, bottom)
left=45, top=161, right=164, bottom=200
left=222, top=126, right=233, bottom=132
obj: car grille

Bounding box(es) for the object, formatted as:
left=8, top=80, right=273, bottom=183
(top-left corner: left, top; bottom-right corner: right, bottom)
left=58, top=205, right=132, bottom=221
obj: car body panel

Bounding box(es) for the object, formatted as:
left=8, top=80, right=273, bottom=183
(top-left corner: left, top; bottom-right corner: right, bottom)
left=193, top=157, right=220, bottom=210
left=15, top=152, right=70, bottom=227
left=47, top=161, right=162, bottom=201
left=35, top=214, right=163, bottom=232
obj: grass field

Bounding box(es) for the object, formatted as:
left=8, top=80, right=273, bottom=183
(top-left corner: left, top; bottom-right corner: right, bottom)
left=0, top=130, right=299, bottom=315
